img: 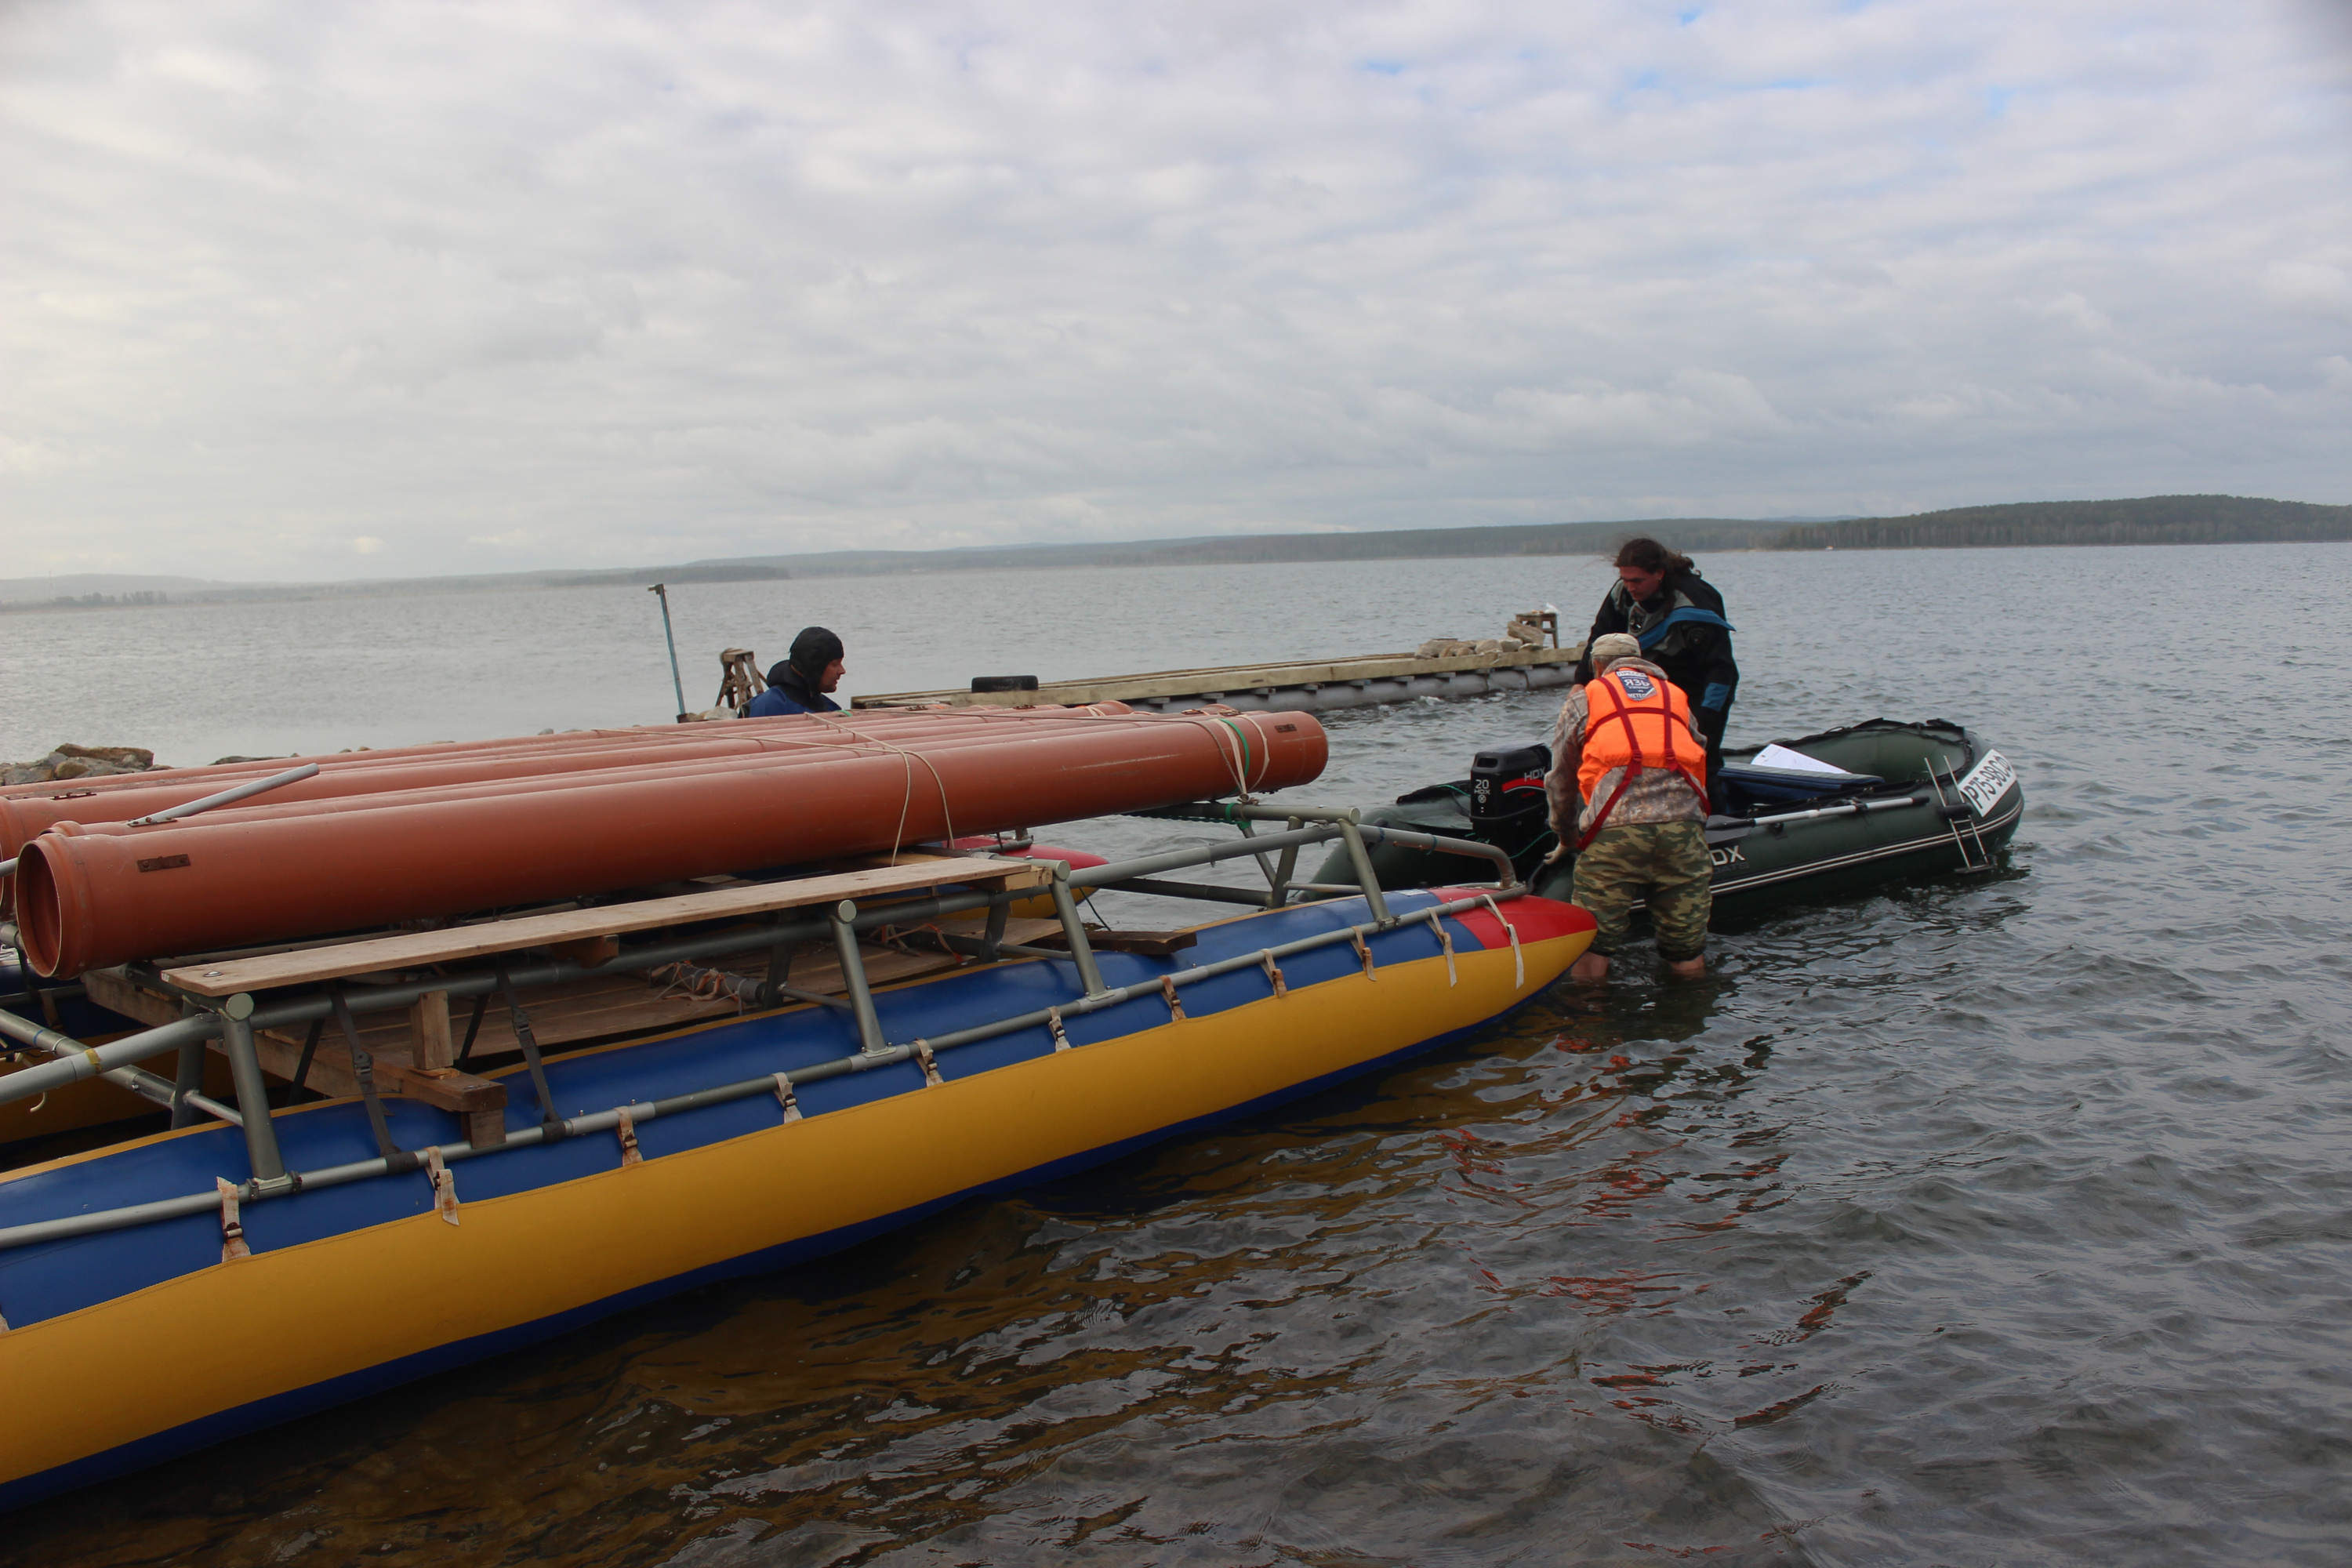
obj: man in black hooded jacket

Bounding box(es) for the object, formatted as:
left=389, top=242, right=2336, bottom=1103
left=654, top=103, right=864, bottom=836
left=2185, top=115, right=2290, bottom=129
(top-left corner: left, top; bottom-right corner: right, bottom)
left=742, top=626, right=846, bottom=717
left=1572, top=539, right=1738, bottom=809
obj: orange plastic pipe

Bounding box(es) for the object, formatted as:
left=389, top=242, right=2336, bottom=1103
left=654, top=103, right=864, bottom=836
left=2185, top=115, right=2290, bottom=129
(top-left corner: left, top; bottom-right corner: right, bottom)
left=0, top=706, right=1136, bottom=864
left=0, top=702, right=1134, bottom=808
left=19, top=720, right=1200, bottom=845
left=15, top=710, right=1326, bottom=976
left=0, top=708, right=1160, bottom=907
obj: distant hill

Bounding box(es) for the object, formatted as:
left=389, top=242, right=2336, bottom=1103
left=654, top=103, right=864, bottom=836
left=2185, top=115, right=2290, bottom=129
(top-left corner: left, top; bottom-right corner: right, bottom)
left=7, top=498, right=2342, bottom=611
left=1771, top=495, right=2351, bottom=551
left=0, top=517, right=1782, bottom=608
left=731, top=516, right=1788, bottom=577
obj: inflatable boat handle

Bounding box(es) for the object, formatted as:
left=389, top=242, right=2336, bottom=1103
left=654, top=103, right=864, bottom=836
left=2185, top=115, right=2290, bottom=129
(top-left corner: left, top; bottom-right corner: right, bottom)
left=1747, top=793, right=1925, bottom=829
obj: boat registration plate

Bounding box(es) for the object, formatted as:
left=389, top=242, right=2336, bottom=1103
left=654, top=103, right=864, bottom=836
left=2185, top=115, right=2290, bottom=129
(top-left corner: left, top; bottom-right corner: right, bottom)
left=1955, top=750, right=2016, bottom=816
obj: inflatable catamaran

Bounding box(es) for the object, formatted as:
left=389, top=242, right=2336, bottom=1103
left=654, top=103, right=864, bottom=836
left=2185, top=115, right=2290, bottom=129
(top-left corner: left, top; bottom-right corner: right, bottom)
left=0, top=704, right=1592, bottom=1509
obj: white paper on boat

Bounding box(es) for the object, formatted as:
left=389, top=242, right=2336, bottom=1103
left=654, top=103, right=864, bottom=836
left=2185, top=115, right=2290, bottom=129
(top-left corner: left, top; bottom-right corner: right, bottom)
left=1750, top=743, right=1849, bottom=775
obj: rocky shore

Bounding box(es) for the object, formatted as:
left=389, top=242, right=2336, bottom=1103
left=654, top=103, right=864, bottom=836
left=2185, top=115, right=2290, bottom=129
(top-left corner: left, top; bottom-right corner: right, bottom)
left=2, top=744, right=163, bottom=786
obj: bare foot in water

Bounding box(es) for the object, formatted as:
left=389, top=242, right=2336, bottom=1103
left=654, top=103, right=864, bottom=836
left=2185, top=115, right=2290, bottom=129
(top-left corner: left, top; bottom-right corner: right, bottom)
left=1570, top=952, right=1612, bottom=982
left=1665, top=956, right=1707, bottom=979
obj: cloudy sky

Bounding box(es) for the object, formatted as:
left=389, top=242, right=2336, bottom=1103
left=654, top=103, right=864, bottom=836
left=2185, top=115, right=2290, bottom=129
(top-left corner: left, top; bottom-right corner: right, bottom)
left=5, top=0, right=2349, bottom=582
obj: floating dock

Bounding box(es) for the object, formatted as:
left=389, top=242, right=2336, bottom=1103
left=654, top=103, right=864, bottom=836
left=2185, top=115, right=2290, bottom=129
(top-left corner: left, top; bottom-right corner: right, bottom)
left=854, top=644, right=1589, bottom=716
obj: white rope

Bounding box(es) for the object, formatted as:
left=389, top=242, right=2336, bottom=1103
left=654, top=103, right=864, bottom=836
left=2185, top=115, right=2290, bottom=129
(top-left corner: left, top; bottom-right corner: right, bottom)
left=808, top=715, right=961, bottom=865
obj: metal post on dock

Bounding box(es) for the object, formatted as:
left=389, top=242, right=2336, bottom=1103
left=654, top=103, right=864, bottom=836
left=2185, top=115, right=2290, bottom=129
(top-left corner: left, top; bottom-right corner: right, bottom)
left=649, top=583, right=690, bottom=722
left=219, top=997, right=289, bottom=1189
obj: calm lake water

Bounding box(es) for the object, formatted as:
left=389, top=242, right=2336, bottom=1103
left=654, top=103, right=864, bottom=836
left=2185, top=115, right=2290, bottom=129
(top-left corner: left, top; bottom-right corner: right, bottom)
left=3, top=543, right=2349, bottom=1566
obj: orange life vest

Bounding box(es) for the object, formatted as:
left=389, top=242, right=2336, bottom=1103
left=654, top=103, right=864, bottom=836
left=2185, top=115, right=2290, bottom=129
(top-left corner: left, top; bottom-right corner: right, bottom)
left=1575, top=666, right=1708, bottom=847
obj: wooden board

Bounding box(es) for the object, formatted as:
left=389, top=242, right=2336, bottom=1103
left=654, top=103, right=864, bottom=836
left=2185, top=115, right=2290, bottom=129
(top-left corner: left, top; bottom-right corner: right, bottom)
left=162, top=855, right=1051, bottom=996
left=853, top=644, right=1586, bottom=710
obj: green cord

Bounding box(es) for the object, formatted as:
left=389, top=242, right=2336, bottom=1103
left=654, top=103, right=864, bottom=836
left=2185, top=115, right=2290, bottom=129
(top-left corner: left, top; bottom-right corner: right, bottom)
left=1215, top=717, right=1254, bottom=791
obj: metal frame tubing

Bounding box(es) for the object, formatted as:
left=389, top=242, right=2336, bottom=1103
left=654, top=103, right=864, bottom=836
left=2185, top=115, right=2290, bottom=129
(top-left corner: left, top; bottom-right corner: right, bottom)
left=1335, top=822, right=1393, bottom=925
left=1047, top=868, right=1108, bottom=997
left=1356, top=823, right=1521, bottom=888
left=169, top=1033, right=209, bottom=1131
left=1064, top=823, right=1353, bottom=891
left=0, top=884, right=1530, bottom=1254
left=0, top=1009, right=222, bottom=1109
left=829, top=902, right=887, bottom=1055
left=1099, top=877, right=1278, bottom=909
left=0, top=1007, right=241, bottom=1127
left=220, top=1011, right=288, bottom=1185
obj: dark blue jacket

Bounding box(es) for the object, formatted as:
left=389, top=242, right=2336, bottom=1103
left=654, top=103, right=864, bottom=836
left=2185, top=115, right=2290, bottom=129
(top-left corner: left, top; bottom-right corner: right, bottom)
left=742, top=684, right=840, bottom=717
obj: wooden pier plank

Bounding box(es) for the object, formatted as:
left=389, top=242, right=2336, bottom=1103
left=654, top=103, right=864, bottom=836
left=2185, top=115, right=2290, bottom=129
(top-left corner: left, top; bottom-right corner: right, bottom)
left=853, top=644, right=1586, bottom=710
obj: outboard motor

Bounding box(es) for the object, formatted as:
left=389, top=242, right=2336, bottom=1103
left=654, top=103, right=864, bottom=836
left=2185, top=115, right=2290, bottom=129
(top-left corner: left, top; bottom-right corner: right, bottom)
left=1468, top=742, right=1552, bottom=861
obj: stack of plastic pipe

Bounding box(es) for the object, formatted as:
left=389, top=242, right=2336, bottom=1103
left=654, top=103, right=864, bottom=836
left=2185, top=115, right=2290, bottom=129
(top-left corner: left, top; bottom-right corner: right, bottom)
left=12, top=706, right=1326, bottom=977
left=0, top=704, right=1141, bottom=866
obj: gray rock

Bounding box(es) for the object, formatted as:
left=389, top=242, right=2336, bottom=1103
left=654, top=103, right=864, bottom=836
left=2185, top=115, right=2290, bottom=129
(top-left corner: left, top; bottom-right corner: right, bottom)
left=2, top=743, right=160, bottom=786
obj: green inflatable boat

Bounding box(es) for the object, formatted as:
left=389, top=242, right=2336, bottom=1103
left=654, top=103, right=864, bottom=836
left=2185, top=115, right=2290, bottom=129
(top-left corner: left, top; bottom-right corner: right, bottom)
left=1314, top=718, right=2023, bottom=909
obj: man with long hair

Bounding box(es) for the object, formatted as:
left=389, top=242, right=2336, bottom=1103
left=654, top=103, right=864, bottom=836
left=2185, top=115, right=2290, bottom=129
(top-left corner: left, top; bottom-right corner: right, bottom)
left=1572, top=539, right=1738, bottom=811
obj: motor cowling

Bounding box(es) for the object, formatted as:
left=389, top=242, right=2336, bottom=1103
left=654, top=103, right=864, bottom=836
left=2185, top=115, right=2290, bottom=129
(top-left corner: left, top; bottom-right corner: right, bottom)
left=1468, top=742, right=1551, bottom=831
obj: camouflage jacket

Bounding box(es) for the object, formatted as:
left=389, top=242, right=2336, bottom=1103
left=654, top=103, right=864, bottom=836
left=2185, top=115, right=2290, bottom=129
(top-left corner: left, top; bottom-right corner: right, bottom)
left=1544, top=657, right=1709, bottom=856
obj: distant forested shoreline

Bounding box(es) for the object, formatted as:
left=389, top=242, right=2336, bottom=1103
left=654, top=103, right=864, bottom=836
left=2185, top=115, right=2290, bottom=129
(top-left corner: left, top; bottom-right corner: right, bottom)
left=5, top=494, right=2344, bottom=612
left=1769, top=495, right=2350, bottom=551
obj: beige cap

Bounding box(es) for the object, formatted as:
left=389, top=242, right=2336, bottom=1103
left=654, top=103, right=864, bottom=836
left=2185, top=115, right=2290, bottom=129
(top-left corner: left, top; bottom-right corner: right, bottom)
left=1588, top=633, right=1642, bottom=670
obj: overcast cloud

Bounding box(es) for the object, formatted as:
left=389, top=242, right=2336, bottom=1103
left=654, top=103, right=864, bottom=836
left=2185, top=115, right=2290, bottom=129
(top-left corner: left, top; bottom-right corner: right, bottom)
left=4, top=0, right=2348, bottom=580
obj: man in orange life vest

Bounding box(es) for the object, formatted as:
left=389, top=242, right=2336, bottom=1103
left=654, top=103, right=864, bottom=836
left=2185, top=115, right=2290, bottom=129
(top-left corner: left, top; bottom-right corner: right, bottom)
left=1544, top=632, right=1714, bottom=981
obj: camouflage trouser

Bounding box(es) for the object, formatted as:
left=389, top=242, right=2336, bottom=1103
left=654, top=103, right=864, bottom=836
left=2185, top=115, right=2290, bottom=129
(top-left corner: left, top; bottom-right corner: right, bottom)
left=1570, top=820, right=1713, bottom=962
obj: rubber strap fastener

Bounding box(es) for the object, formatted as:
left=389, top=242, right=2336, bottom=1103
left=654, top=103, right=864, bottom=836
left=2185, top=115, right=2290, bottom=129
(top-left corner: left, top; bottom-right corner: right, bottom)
left=1261, top=951, right=1287, bottom=999
left=1352, top=931, right=1377, bottom=982
left=772, top=1073, right=803, bottom=1120
left=615, top=1105, right=644, bottom=1167
left=1425, top=909, right=1457, bottom=986
left=913, top=1041, right=945, bottom=1087
left=1160, top=976, right=1186, bottom=1022
left=216, top=1178, right=250, bottom=1264
left=1477, top=896, right=1526, bottom=989
left=1047, top=1007, right=1070, bottom=1051
left=423, top=1146, right=461, bottom=1225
